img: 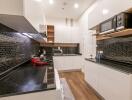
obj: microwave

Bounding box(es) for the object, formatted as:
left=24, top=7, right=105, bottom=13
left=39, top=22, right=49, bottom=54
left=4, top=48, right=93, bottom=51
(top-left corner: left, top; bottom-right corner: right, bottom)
left=116, top=12, right=132, bottom=30
left=100, top=17, right=117, bottom=34
left=100, top=12, right=132, bottom=34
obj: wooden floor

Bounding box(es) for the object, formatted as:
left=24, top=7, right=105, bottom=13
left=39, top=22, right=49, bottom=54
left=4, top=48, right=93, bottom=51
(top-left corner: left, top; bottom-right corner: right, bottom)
left=59, top=71, right=101, bottom=100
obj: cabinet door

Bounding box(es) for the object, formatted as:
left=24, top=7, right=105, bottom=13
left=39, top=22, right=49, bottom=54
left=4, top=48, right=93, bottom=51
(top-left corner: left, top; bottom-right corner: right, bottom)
left=98, top=66, right=131, bottom=100
left=84, top=61, right=132, bottom=100
left=84, top=61, right=99, bottom=91
left=53, top=56, right=82, bottom=71
left=53, top=57, right=63, bottom=70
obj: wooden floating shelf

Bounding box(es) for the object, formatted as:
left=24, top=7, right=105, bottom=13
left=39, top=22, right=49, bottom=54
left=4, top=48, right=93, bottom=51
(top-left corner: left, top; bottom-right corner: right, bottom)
left=47, top=30, right=54, bottom=33
left=47, top=36, right=54, bottom=38
left=96, top=29, right=132, bottom=41
left=47, top=25, right=54, bottom=43
left=40, top=43, right=79, bottom=47
left=107, top=29, right=132, bottom=37
left=96, top=35, right=111, bottom=41
left=92, top=33, right=99, bottom=36
left=125, top=8, right=132, bottom=13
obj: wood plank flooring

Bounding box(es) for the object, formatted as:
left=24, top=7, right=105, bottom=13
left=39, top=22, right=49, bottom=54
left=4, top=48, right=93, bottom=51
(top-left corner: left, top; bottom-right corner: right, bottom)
left=59, top=71, right=101, bottom=100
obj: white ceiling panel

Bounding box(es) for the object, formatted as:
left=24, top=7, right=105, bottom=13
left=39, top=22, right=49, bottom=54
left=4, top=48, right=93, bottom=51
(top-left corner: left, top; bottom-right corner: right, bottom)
left=43, top=0, right=96, bottom=19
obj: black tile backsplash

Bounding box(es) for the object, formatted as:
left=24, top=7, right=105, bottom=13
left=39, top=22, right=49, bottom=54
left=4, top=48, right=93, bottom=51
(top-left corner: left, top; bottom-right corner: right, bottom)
left=0, top=32, right=40, bottom=76
left=97, top=36, right=132, bottom=64
left=61, top=47, right=79, bottom=54
left=53, top=46, right=79, bottom=54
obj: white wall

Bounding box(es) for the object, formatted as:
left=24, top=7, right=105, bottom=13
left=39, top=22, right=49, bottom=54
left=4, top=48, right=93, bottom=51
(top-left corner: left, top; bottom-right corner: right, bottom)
left=0, top=0, right=23, bottom=15
left=46, top=17, right=80, bottom=43
left=23, top=0, right=46, bottom=32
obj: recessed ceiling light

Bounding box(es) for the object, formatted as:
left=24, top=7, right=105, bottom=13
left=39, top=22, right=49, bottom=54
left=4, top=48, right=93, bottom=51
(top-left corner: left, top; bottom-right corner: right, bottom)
left=35, top=0, right=42, bottom=2
left=49, top=0, right=54, bottom=5
left=74, top=3, right=79, bottom=8
left=102, top=9, right=109, bottom=15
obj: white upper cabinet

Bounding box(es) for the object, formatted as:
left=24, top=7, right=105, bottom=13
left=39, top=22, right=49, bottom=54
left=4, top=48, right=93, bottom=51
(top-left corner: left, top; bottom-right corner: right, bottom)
left=46, top=17, right=80, bottom=43
left=88, top=0, right=132, bottom=29
left=0, top=0, right=23, bottom=15
left=0, top=0, right=45, bottom=33
left=23, top=0, right=45, bottom=32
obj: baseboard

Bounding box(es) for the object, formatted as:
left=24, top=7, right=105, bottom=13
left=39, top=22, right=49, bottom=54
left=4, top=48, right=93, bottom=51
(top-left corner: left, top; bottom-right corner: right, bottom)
left=58, top=69, right=82, bottom=73
left=85, top=82, right=105, bottom=100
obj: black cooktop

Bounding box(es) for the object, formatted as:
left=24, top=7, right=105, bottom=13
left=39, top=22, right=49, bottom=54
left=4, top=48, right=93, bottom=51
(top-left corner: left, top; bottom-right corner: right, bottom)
left=0, top=61, right=56, bottom=97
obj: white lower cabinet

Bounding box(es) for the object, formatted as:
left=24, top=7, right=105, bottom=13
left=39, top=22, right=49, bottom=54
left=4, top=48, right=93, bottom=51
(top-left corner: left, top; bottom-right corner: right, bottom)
left=84, top=61, right=99, bottom=91
left=53, top=56, right=83, bottom=71
left=84, top=60, right=132, bottom=100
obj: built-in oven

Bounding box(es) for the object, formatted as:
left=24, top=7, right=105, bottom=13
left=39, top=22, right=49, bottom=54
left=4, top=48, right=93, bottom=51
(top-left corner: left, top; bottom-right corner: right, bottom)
left=100, top=16, right=117, bottom=34
left=116, top=12, right=132, bottom=30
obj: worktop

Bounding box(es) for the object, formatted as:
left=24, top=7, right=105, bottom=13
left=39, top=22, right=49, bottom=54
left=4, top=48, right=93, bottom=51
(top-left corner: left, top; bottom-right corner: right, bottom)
left=85, top=58, right=132, bottom=74
left=0, top=61, right=56, bottom=98
left=54, top=54, right=82, bottom=56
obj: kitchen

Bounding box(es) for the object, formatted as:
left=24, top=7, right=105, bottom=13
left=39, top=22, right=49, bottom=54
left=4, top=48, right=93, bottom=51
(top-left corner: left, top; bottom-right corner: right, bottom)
left=0, top=0, right=132, bottom=100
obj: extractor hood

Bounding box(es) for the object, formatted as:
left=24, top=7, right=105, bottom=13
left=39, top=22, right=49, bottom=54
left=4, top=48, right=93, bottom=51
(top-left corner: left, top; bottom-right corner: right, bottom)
left=0, top=14, right=38, bottom=33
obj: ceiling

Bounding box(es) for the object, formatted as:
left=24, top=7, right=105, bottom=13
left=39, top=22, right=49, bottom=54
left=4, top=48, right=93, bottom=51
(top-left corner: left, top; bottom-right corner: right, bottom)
left=43, top=0, right=96, bottom=19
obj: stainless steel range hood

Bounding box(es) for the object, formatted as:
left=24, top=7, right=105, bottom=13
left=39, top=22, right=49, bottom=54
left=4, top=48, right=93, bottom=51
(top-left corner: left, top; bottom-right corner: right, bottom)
left=0, top=14, right=38, bottom=33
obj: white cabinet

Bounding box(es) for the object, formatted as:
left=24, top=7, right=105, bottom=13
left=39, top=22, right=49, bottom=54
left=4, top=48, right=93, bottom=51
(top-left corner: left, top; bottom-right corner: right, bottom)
left=0, top=0, right=23, bottom=15
left=84, top=60, right=132, bottom=100
left=46, top=17, right=80, bottom=43
left=82, top=30, right=96, bottom=59
left=0, top=0, right=45, bottom=32
left=23, top=0, right=45, bottom=32
left=53, top=56, right=83, bottom=71
left=84, top=61, right=99, bottom=91
left=98, top=66, right=132, bottom=100
left=88, top=0, right=132, bottom=29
